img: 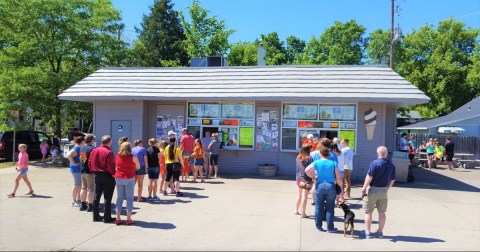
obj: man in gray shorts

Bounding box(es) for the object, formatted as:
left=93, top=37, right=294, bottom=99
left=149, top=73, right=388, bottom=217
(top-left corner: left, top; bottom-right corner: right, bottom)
left=361, top=146, right=396, bottom=239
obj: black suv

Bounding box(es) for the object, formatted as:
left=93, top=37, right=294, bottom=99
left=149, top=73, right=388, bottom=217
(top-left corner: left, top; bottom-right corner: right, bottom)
left=0, top=130, right=52, bottom=161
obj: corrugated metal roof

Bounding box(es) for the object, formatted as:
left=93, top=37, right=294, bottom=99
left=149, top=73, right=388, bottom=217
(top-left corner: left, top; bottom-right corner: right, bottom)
left=398, top=96, right=480, bottom=130
left=58, top=65, right=430, bottom=105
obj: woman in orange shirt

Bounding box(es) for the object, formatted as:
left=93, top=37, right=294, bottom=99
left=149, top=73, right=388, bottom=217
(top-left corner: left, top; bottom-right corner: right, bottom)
left=191, top=139, right=204, bottom=183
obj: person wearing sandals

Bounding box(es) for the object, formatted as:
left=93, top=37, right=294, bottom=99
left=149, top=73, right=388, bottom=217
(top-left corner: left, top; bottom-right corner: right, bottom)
left=191, top=138, right=205, bottom=183
left=114, top=141, right=140, bottom=226
left=341, top=138, right=354, bottom=199
left=305, top=146, right=342, bottom=233
left=295, top=145, right=313, bottom=218
left=7, top=144, right=34, bottom=198
left=164, top=132, right=185, bottom=197
left=146, top=138, right=161, bottom=201
left=331, top=144, right=345, bottom=204
left=132, top=139, right=148, bottom=202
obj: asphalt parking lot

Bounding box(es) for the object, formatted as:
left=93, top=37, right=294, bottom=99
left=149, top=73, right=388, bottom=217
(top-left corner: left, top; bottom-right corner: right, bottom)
left=0, top=162, right=479, bottom=251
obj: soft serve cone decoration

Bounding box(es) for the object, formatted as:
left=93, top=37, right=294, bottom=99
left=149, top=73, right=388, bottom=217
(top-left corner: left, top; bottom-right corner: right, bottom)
left=364, top=108, right=377, bottom=140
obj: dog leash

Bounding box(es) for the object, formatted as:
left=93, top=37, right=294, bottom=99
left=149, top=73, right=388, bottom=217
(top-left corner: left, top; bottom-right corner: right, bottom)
left=347, top=195, right=365, bottom=209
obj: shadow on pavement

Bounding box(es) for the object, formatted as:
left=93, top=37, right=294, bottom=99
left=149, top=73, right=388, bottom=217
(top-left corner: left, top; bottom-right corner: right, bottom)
left=133, top=221, right=176, bottom=230
left=180, top=186, right=205, bottom=191
left=387, top=235, right=445, bottom=243
left=395, top=167, right=480, bottom=192
left=30, top=194, right=52, bottom=199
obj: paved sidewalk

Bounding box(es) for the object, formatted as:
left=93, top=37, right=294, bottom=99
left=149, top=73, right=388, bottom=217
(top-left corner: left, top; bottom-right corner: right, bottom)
left=0, top=162, right=479, bottom=251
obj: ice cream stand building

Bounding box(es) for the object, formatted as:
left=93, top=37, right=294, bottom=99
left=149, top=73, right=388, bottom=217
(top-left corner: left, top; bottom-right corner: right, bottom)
left=59, top=65, right=429, bottom=180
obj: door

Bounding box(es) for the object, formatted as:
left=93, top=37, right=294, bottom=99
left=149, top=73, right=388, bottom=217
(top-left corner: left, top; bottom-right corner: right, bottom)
left=156, top=105, right=185, bottom=141
left=111, top=120, right=131, bottom=155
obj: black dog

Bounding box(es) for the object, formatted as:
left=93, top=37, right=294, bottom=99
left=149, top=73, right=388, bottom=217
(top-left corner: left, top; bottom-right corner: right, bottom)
left=339, top=203, right=355, bottom=238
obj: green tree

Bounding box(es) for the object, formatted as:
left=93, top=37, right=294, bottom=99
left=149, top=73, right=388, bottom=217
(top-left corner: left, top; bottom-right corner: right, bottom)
left=397, top=19, right=479, bottom=117
left=181, top=0, right=234, bottom=58
left=227, top=42, right=258, bottom=66
left=303, top=20, right=366, bottom=65
left=133, top=0, right=188, bottom=67
left=285, top=35, right=306, bottom=64
left=260, top=32, right=287, bottom=65
left=0, top=0, right=124, bottom=135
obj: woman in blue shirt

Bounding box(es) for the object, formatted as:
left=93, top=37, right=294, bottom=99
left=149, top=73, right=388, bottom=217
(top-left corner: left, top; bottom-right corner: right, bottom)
left=305, top=146, right=343, bottom=233
left=68, top=136, right=84, bottom=207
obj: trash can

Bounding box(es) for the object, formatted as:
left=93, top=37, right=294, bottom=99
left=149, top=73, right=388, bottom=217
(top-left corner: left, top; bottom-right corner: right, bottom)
left=258, top=164, right=277, bottom=177
left=391, top=151, right=409, bottom=183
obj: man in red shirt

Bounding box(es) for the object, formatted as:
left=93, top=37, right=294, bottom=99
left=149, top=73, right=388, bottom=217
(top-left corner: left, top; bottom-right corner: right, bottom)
left=88, top=135, right=116, bottom=223
left=180, top=128, right=195, bottom=177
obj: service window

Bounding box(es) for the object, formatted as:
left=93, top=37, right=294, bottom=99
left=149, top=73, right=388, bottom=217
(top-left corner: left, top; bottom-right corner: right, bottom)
left=187, top=102, right=255, bottom=150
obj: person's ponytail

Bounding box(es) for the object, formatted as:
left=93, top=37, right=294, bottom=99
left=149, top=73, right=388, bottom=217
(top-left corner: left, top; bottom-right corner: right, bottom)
left=168, top=138, right=176, bottom=161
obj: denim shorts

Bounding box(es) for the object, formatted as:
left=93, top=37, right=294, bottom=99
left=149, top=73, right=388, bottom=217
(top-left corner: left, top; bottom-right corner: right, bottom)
left=148, top=167, right=160, bottom=179
left=136, top=167, right=146, bottom=176
left=194, top=158, right=204, bottom=166
left=19, top=168, right=29, bottom=175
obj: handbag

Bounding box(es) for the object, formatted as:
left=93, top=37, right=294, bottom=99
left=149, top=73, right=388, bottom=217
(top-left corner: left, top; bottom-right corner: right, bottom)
left=335, top=183, right=342, bottom=195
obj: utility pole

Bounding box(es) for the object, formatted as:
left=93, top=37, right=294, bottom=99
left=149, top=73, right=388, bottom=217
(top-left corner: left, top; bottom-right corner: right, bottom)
left=390, top=0, right=394, bottom=69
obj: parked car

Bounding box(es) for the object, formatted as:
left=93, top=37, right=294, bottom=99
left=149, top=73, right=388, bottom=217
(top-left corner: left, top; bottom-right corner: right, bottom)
left=0, top=130, right=52, bottom=161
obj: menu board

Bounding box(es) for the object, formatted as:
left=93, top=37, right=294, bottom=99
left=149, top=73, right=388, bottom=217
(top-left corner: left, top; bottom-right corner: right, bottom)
left=222, top=103, right=254, bottom=118
left=319, top=105, right=356, bottom=121
left=188, top=103, right=221, bottom=118
left=339, top=130, right=356, bottom=151
left=239, top=127, right=254, bottom=148
left=283, top=104, right=318, bottom=120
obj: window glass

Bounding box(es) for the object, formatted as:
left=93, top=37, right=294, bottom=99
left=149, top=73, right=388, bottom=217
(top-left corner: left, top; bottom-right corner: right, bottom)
left=281, top=128, right=297, bottom=150
left=282, top=104, right=318, bottom=120
left=38, top=133, right=49, bottom=142
left=319, top=105, right=356, bottom=121
left=188, top=103, right=220, bottom=118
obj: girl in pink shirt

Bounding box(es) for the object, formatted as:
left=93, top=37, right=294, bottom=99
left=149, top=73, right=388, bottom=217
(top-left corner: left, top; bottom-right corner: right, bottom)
left=7, top=144, right=34, bottom=198
left=40, top=140, right=49, bottom=164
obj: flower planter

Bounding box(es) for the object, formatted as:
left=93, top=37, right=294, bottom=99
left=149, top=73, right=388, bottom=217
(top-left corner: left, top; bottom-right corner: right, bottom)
left=258, top=164, right=277, bottom=177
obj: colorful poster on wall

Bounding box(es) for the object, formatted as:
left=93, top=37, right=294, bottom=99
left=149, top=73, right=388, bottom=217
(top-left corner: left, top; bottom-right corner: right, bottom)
left=256, top=108, right=279, bottom=151
left=339, top=130, right=356, bottom=151
left=239, top=127, right=254, bottom=148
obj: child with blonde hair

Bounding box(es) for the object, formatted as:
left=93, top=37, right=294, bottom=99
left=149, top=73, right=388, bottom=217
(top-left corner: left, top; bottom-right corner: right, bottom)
left=7, top=144, right=34, bottom=198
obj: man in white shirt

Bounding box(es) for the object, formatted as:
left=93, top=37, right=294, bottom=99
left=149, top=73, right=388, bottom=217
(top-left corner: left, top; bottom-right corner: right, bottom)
left=341, top=138, right=354, bottom=199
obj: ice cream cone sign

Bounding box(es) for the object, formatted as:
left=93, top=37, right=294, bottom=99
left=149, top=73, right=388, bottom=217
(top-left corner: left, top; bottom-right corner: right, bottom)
left=364, top=108, right=377, bottom=140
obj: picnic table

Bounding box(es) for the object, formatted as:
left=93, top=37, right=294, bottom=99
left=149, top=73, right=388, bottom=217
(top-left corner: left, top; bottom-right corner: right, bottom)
left=454, top=153, right=477, bottom=168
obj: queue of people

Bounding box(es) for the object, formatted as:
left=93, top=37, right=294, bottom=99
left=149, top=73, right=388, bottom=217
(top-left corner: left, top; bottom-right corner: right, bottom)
left=59, top=129, right=223, bottom=225
left=295, top=137, right=394, bottom=238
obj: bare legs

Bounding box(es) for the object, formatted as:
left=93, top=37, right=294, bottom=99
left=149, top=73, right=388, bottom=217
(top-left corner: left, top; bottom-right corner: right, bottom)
left=364, top=211, right=387, bottom=234
left=135, top=175, right=145, bottom=202
left=148, top=179, right=158, bottom=197
left=9, top=174, right=33, bottom=196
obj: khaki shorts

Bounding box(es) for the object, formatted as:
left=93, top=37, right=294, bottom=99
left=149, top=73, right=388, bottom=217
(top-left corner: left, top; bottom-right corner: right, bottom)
left=81, top=173, right=95, bottom=191
left=203, top=152, right=210, bottom=167
left=363, top=186, right=389, bottom=213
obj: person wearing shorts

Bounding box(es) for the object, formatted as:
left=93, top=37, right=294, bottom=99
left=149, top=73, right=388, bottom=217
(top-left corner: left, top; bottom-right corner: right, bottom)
left=80, top=134, right=95, bottom=212
left=361, top=146, right=396, bottom=239
left=146, top=138, right=161, bottom=201
left=164, top=135, right=184, bottom=197
left=208, top=133, right=221, bottom=178
left=68, top=136, right=84, bottom=207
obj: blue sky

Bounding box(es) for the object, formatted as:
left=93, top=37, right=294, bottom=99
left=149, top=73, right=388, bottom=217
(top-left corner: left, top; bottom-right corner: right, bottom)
left=112, top=0, right=480, bottom=44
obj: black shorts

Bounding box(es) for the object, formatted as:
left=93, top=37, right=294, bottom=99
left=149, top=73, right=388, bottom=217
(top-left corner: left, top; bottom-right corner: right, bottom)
left=210, top=155, right=219, bottom=166
left=165, top=163, right=180, bottom=182
left=445, top=153, right=454, bottom=162
left=147, top=167, right=160, bottom=179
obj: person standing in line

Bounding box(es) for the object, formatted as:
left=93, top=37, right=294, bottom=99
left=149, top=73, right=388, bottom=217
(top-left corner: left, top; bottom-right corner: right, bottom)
left=68, top=136, right=84, bottom=207
left=158, top=140, right=173, bottom=196
left=118, top=136, right=129, bottom=146
left=79, top=134, right=96, bottom=212
left=146, top=138, right=161, bottom=201
left=132, top=139, right=148, bottom=202
left=114, top=141, right=140, bottom=225
left=331, top=144, right=345, bottom=204
left=295, top=145, right=313, bottom=218
left=361, top=146, right=396, bottom=239
left=40, top=140, right=49, bottom=165
left=305, top=147, right=342, bottom=233
left=191, top=138, right=204, bottom=183
left=88, top=135, right=116, bottom=223
left=208, top=133, right=221, bottom=178
left=7, top=144, right=34, bottom=198
left=444, top=137, right=455, bottom=171
left=164, top=134, right=185, bottom=197
left=200, top=131, right=212, bottom=177
left=425, top=138, right=435, bottom=170
left=341, top=138, right=354, bottom=199
left=180, top=128, right=195, bottom=181
left=399, top=133, right=408, bottom=152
